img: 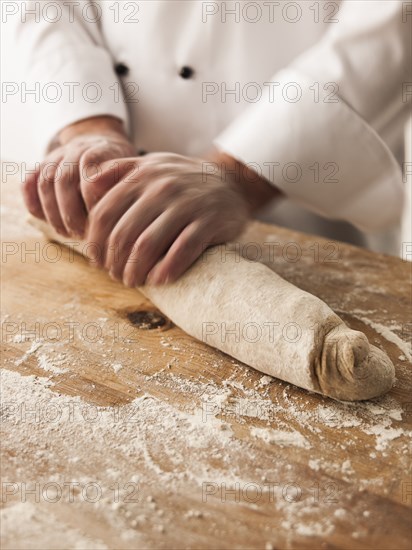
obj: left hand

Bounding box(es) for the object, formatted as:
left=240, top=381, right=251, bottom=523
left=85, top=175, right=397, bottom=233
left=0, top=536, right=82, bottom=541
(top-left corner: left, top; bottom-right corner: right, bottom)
left=85, top=152, right=250, bottom=286
left=21, top=116, right=135, bottom=238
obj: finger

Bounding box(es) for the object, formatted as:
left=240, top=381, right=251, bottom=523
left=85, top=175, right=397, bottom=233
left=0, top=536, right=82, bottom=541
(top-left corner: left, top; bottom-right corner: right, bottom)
left=80, top=153, right=138, bottom=212
left=105, top=174, right=187, bottom=277
left=55, top=151, right=88, bottom=237
left=21, top=165, right=44, bottom=219
left=105, top=194, right=164, bottom=280
left=85, top=174, right=140, bottom=267
left=120, top=207, right=193, bottom=287
left=37, top=156, right=69, bottom=237
left=145, top=220, right=211, bottom=285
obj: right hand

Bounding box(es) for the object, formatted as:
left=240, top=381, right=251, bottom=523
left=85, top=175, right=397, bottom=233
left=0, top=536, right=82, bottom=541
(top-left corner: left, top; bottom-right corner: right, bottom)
left=22, top=121, right=135, bottom=238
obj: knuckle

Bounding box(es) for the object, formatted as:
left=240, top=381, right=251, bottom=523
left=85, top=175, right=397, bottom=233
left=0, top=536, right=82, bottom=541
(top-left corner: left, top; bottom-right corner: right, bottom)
left=41, top=161, right=58, bottom=181
left=80, top=155, right=101, bottom=182
left=153, top=178, right=177, bottom=197
left=157, top=152, right=180, bottom=163
left=144, top=152, right=162, bottom=162
left=38, top=175, right=50, bottom=193
left=80, top=148, right=99, bottom=166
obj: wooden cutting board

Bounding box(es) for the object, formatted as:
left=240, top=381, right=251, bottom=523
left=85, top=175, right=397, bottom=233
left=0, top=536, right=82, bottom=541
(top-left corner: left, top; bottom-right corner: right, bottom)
left=1, top=172, right=411, bottom=550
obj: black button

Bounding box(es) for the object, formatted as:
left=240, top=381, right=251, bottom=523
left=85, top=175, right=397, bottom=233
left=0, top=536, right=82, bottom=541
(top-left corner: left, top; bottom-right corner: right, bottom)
left=115, top=63, right=129, bottom=76
left=179, top=66, right=194, bottom=79
left=138, top=149, right=148, bottom=156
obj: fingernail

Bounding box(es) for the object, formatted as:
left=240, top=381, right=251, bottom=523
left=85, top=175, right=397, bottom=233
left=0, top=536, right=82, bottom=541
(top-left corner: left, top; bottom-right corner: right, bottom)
left=123, top=275, right=135, bottom=288
left=89, top=257, right=101, bottom=268
left=59, top=230, right=70, bottom=238
left=145, top=271, right=159, bottom=285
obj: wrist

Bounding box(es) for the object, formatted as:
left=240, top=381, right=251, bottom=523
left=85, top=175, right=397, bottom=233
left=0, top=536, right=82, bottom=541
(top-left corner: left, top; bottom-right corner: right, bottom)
left=58, top=116, right=130, bottom=146
left=205, top=148, right=282, bottom=212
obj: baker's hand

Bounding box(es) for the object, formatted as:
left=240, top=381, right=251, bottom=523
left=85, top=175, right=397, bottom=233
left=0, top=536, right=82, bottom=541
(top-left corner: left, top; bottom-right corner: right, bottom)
left=85, top=152, right=250, bottom=286
left=22, top=117, right=135, bottom=238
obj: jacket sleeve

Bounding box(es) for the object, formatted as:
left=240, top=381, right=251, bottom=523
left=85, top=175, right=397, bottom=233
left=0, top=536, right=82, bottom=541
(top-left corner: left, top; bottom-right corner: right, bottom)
left=214, top=0, right=411, bottom=232
left=12, top=1, right=129, bottom=154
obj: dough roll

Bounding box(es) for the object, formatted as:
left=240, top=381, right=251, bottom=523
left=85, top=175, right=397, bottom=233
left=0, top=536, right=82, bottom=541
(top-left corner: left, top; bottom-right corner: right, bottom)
left=30, top=218, right=395, bottom=401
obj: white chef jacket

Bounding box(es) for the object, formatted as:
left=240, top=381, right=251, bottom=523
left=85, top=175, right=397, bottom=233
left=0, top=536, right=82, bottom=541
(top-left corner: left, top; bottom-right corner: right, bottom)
left=10, top=0, right=411, bottom=232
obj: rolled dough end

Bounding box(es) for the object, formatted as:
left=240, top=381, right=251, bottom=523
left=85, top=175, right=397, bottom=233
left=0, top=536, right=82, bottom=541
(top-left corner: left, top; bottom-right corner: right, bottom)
left=316, top=326, right=395, bottom=401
